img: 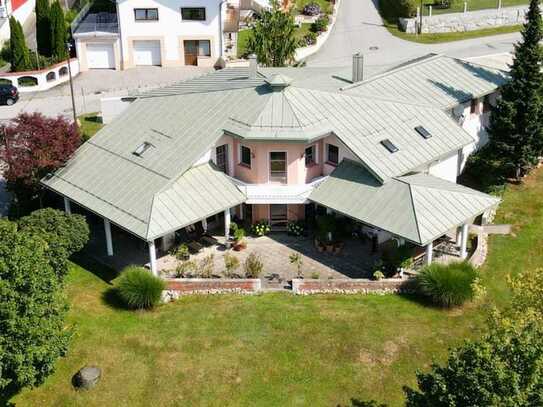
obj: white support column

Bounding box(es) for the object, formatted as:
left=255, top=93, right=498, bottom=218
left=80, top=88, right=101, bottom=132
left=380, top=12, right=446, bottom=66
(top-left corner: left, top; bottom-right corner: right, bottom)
left=425, top=241, right=433, bottom=265
left=224, top=208, right=231, bottom=240
left=201, top=218, right=208, bottom=232
left=460, top=223, right=469, bottom=259
left=63, top=197, right=71, bottom=214
left=148, top=240, right=158, bottom=276
left=456, top=226, right=462, bottom=247
left=103, top=218, right=113, bottom=256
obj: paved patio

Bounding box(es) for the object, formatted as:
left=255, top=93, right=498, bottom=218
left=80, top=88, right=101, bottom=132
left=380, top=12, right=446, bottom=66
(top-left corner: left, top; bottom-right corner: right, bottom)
left=158, top=234, right=383, bottom=288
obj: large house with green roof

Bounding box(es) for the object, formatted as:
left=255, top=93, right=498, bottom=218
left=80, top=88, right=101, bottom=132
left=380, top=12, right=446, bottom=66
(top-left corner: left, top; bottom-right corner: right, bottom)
left=42, top=53, right=507, bottom=275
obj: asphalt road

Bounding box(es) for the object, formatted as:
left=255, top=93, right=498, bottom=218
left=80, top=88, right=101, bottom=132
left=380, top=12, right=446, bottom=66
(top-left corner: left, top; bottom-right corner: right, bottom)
left=305, top=0, right=520, bottom=68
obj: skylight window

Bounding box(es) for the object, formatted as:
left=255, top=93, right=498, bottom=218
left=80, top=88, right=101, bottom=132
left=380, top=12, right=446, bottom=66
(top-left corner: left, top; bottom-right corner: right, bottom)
left=133, top=142, right=153, bottom=157
left=415, top=126, right=432, bottom=139
left=380, top=139, right=399, bottom=153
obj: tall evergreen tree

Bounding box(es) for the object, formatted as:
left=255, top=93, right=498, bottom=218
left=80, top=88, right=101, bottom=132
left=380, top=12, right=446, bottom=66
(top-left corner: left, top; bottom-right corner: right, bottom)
left=8, top=17, right=30, bottom=72
left=487, top=0, right=543, bottom=178
left=35, top=0, right=51, bottom=56
left=50, top=1, right=67, bottom=61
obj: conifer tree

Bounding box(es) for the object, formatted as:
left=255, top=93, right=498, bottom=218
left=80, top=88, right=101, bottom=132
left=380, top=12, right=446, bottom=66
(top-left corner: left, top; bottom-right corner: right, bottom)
left=487, top=0, right=543, bottom=178
left=50, top=1, right=67, bottom=61
left=9, top=17, right=30, bottom=72
left=36, top=0, right=51, bottom=56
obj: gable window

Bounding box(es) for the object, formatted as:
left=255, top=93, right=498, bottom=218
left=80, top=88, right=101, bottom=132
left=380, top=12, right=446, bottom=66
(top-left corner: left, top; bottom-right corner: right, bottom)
left=216, top=144, right=229, bottom=174
left=134, top=8, right=158, bottom=21
left=305, top=145, right=316, bottom=166
left=240, top=145, right=251, bottom=167
left=270, top=151, right=287, bottom=182
left=181, top=7, right=206, bottom=21
left=326, top=144, right=339, bottom=165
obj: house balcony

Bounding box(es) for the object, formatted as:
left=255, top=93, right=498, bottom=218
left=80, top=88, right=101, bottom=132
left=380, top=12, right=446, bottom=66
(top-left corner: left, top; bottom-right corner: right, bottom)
left=234, top=177, right=326, bottom=204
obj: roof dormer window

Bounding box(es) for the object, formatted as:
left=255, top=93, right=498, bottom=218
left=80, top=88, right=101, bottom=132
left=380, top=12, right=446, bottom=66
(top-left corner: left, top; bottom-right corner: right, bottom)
left=380, top=139, right=398, bottom=153
left=415, top=126, right=432, bottom=139
left=133, top=141, right=153, bottom=157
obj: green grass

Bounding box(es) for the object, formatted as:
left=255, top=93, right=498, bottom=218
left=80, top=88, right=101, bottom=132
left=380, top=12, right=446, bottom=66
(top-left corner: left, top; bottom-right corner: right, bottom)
left=237, top=23, right=313, bottom=58
left=78, top=113, right=104, bottom=141
left=11, top=168, right=543, bottom=406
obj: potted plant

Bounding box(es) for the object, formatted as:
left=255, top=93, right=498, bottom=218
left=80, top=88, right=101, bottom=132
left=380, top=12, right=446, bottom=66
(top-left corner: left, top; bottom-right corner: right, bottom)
left=233, top=228, right=247, bottom=251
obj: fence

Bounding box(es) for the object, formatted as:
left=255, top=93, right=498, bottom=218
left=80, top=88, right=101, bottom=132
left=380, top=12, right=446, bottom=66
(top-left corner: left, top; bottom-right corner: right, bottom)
left=0, top=58, right=80, bottom=92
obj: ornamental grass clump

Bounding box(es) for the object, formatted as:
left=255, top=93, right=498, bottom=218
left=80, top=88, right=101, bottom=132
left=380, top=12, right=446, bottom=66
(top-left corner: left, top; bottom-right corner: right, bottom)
left=415, top=262, right=478, bottom=307
left=116, top=266, right=165, bottom=309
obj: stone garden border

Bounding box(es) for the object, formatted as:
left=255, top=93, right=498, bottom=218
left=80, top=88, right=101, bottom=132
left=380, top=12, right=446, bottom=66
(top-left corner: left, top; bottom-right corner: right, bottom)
left=291, top=277, right=414, bottom=295
left=162, top=278, right=262, bottom=302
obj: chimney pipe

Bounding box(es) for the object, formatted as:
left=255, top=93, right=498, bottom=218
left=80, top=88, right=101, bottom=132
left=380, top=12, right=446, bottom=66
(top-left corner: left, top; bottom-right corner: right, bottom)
left=248, top=54, right=258, bottom=79
left=352, top=53, right=364, bottom=83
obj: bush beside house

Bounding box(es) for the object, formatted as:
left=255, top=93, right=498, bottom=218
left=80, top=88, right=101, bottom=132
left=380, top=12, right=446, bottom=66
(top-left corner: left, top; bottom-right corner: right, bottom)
left=116, top=266, right=165, bottom=309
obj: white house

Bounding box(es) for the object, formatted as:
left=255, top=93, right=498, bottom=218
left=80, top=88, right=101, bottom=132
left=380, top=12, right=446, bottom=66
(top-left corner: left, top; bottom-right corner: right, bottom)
left=71, top=0, right=262, bottom=70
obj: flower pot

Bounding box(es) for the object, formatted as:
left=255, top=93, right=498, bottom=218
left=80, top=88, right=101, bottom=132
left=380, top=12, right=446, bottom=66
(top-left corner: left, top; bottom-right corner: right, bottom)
left=326, top=244, right=334, bottom=253
left=317, top=244, right=324, bottom=253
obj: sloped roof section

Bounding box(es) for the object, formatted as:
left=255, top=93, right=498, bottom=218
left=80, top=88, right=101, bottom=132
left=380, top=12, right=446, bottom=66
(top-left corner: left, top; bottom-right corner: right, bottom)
left=343, top=54, right=508, bottom=109
left=147, top=163, right=246, bottom=240
left=309, top=160, right=500, bottom=245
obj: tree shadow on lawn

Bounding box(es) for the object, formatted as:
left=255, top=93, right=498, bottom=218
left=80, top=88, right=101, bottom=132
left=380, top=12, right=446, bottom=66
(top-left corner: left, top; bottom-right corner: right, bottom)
left=71, top=253, right=118, bottom=285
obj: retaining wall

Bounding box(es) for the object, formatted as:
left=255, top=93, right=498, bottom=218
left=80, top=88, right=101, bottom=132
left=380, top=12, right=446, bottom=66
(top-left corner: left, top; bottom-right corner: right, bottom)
left=399, top=5, right=527, bottom=34
left=0, top=58, right=80, bottom=92
left=162, top=278, right=261, bottom=301
left=291, top=278, right=414, bottom=295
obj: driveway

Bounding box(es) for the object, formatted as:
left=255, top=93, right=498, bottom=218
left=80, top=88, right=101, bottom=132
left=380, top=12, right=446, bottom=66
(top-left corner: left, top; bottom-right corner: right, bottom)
left=0, top=66, right=211, bottom=122
left=306, top=0, right=521, bottom=67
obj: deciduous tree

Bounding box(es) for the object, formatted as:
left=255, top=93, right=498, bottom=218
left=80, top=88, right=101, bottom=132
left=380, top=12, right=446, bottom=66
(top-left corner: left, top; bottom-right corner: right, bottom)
left=36, top=0, right=51, bottom=56
left=246, top=0, right=298, bottom=67
left=0, top=112, right=80, bottom=210
left=0, top=219, right=70, bottom=397
left=487, top=0, right=543, bottom=178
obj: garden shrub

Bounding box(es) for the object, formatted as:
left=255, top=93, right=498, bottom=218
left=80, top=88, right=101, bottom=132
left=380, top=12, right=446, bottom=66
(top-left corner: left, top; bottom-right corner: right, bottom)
left=175, top=260, right=197, bottom=278
left=415, top=262, right=478, bottom=307
left=251, top=220, right=270, bottom=236
left=310, top=16, right=329, bottom=33
left=287, top=221, right=304, bottom=236
left=302, top=31, right=318, bottom=46
left=172, top=243, right=189, bottom=261
left=316, top=214, right=337, bottom=240
left=244, top=252, right=264, bottom=278
left=302, top=2, right=321, bottom=15
left=198, top=254, right=215, bottom=278
left=378, top=0, right=417, bottom=22
left=224, top=252, right=240, bottom=278
left=116, top=266, right=165, bottom=309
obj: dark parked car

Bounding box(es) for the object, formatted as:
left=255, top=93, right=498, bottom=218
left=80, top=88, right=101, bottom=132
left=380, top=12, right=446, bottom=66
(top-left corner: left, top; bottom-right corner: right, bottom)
left=0, top=84, right=18, bottom=106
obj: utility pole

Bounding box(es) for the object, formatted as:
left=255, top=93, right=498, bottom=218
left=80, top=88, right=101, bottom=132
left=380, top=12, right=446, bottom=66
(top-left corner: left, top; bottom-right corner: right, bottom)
left=66, top=42, right=78, bottom=128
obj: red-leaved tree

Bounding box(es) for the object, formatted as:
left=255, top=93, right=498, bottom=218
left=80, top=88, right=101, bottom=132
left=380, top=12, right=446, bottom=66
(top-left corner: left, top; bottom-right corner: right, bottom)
left=0, top=112, right=80, bottom=206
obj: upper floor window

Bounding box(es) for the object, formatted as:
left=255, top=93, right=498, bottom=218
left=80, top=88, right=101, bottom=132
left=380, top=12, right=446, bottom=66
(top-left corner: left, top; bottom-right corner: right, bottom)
left=240, top=145, right=251, bottom=167
left=134, top=8, right=158, bottom=21
left=216, top=144, right=229, bottom=174
left=181, top=7, right=206, bottom=21
left=270, top=151, right=287, bottom=182
left=305, top=145, right=316, bottom=167
left=326, top=144, right=339, bottom=166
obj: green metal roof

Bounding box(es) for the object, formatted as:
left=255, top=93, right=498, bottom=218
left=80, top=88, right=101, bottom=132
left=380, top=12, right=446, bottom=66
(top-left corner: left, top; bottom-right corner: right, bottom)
left=309, top=160, right=500, bottom=245
left=343, top=54, right=508, bottom=109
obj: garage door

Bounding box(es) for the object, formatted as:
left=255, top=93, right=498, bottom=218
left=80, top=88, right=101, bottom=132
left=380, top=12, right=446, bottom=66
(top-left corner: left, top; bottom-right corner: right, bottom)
left=133, top=40, right=161, bottom=66
left=86, top=43, right=115, bottom=69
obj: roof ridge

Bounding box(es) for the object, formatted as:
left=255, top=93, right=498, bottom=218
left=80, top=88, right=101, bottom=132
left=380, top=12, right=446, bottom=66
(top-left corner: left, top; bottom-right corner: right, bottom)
left=405, top=182, right=423, bottom=244
left=339, top=53, right=444, bottom=91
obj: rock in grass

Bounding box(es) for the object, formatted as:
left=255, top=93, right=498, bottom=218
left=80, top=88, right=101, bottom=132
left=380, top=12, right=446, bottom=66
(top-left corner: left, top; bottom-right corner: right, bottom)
left=73, top=366, right=101, bottom=390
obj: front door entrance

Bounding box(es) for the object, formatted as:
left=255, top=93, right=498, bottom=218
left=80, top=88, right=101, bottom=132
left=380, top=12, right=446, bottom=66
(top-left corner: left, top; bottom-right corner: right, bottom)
left=184, top=40, right=198, bottom=66
left=270, top=204, right=288, bottom=228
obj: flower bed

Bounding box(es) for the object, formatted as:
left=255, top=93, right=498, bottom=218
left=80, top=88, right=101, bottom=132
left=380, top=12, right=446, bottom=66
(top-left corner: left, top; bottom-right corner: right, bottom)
left=292, top=277, right=414, bottom=295
left=162, top=278, right=262, bottom=302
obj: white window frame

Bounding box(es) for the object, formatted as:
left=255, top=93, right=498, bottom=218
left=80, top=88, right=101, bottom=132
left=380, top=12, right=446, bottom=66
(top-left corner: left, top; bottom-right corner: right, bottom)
left=305, top=143, right=318, bottom=167
left=268, top=150, right=288, bottom=183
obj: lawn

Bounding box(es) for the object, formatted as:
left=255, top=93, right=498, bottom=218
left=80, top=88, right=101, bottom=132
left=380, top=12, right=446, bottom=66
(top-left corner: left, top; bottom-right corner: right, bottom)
left=429, top=0, right=528, bottom=15
left=78, top=112, right=104, bottom=141
left=11, top=168, right=543, bottom=406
